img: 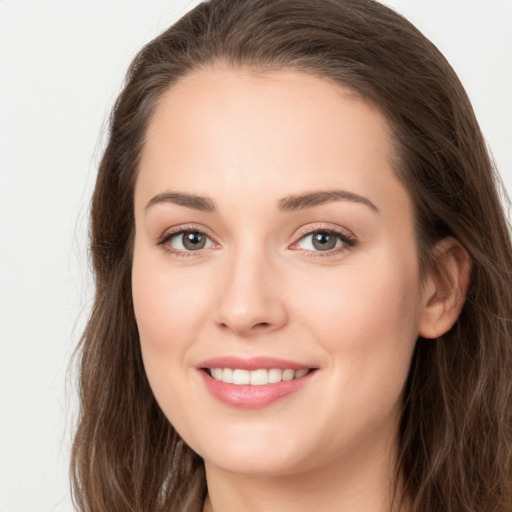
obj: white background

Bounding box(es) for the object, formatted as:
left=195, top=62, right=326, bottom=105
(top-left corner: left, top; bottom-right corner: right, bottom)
left=0, top=1, right=511, bottom=510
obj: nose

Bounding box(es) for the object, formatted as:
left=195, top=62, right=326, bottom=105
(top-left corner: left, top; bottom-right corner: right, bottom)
left=214, top=247, right=288, bottom=337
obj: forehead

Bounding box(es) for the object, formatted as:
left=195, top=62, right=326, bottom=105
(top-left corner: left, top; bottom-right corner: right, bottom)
left=136, top=66, right=408, bottom=220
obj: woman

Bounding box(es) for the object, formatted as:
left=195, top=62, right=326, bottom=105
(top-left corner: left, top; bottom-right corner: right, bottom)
left=71, top=0, right=512, bottom=511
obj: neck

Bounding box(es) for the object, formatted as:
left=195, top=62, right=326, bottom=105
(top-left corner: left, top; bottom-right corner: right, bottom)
left=202, top=426, right=405, bottom=512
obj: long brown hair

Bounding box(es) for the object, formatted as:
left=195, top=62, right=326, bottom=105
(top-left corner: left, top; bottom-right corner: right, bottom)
left=71, top=1, right=512, bottom=510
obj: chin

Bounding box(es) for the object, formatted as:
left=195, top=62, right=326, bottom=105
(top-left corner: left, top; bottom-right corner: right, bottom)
left=204, top=449, right=307, bottom=478
left=190, top=424, right=313, bottom=477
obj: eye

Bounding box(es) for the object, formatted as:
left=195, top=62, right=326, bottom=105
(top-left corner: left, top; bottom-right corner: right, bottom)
left=160, top=229, right=216, bottom=253
left=292, top=228, right=357, bottom=254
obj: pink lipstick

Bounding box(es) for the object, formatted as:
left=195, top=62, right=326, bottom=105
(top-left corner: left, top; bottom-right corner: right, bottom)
left=197, top=357, right=316, bottom=408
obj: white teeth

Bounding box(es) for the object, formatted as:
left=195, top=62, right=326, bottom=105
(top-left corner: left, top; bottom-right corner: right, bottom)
left=209, top=368, right=310, bottom=385
left=268, top=368, right=282, bottom=383
left=250, top=369, right=268, bottom=385
left=282, top=369, right=294, bottom=381
left=222, top=368, right=234, bottom=383
left=232, top=369, right=250, bottom=385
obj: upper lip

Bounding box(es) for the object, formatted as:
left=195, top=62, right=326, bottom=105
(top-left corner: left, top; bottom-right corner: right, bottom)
left=197, top=356, right=314, bottom=371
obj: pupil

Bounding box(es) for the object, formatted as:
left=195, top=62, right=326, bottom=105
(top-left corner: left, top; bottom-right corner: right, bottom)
left=312, top=232, right=336, bottom=251
left=183, top=231, right=206, bottom=250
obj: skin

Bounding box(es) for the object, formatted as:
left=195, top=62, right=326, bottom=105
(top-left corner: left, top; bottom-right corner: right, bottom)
left=132, top=66, right=468, bottom=512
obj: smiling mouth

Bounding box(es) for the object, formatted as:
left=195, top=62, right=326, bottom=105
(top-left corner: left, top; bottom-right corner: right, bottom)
left=205, top=368, right=312, bottom=385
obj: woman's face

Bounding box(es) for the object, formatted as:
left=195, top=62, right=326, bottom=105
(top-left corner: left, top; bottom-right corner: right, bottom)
left=132, top=67, right=429, bottom=477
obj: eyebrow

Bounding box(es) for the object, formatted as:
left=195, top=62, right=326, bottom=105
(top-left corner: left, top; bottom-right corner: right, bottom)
left=278, top=190, right=379, bottom=213
left=145, top=189, right=378, bottom=214
left=145, top=192, right=216, bottom=212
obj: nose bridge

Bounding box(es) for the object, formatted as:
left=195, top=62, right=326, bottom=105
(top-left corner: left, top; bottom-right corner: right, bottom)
left=215, top=238, right=287, bottom=335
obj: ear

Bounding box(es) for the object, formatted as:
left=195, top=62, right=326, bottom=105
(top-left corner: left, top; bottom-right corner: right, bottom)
left=418, top=237, right=472, bottom=339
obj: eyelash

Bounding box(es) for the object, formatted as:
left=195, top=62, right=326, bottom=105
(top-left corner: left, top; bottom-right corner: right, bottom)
left=156, top=224, right=358, bottom=258
left=156, top=224, right=217, bottom=258
left=291, top=225, right=358, bottom=258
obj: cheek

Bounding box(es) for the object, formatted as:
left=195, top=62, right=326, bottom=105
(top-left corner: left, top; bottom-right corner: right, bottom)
left=296, top=255, right=420, bottom=335
left=292, top=253, right=421, bottom=400
left=131, top=248, right=214, bottom=433
left=131, top=244, right=213, bottom=408
left=132, top=258, right=208, bottom=351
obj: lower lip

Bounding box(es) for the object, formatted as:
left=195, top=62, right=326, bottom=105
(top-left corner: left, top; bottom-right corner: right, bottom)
left=199, top=370, right=315, bottom=408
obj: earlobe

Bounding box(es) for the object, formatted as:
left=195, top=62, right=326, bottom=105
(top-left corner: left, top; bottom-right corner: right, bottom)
left=418, top=237, right=472, bottom=339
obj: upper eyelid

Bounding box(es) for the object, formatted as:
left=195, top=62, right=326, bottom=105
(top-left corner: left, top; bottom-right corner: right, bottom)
left=292, top=223, right=356, bottom=241
left=289, top=224, right=358, bottom=255
left=157, top=224, right=217, bottom=245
